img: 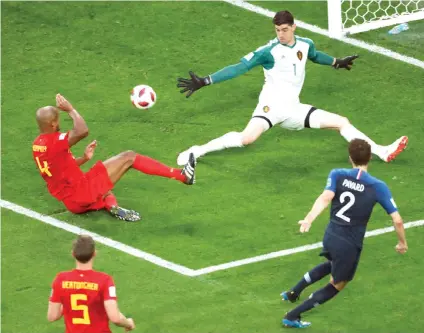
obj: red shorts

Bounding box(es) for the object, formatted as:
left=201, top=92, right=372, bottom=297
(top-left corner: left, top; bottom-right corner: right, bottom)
left=62, top=161, right=114, bottom=214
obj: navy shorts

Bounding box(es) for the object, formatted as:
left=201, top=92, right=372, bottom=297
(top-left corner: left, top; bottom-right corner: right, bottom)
left=320, top=231, right=362, bottom=284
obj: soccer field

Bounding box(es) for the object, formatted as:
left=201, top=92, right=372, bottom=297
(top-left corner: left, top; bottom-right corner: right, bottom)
left=2, top=1, right=424, bottom=332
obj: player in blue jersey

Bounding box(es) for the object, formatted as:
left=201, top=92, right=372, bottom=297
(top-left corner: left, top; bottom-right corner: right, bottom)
left=280, top=139, right=408, bottom=329
left=176, top=10, right=407, bottom=166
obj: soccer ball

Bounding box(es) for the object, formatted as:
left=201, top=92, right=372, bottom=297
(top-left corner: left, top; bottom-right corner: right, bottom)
left=130, top=85, right=157, bottom=110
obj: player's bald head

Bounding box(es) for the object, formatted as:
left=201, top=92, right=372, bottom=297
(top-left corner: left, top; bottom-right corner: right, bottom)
left=36, top=106, right=59, bottom=131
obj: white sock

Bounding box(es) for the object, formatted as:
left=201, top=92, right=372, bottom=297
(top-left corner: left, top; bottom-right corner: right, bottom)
left=340, top=124, right=385, bottom=158
left=200, top=131, right=244, bottom=155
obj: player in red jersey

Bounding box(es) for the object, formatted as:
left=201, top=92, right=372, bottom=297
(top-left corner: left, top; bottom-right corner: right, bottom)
left=33, top=94, right=196, bottom=222
left=48, top=234, right=135, bottom=332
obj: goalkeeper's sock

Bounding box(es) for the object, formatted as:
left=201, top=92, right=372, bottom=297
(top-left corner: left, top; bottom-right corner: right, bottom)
left=104, top=193, right=118, bottom=211
left=200, top=132, right=244, bottom=155
left=292, top=261, right=332, bottom=296
left=340, top=124, right=385, bottom=158
left=285, top=283, right=339, bottom=321
left=133, top=154, right=185, bottom=182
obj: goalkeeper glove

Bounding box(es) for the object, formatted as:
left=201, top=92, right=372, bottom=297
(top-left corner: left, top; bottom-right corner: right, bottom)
left=333, top=55, right=359, bottom=70
left=177, top=71, right=211, bottom=98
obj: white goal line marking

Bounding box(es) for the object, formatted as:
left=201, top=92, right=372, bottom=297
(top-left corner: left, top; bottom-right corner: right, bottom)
left=191, top=219, right=424, bottom=276
left=224, top=0, right=424, bottom=70
left=2, top=199, right=423, bottom=277
left=0, top=199, right=196, bottom=277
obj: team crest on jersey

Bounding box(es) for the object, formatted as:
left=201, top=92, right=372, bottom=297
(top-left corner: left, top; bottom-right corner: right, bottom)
left=297, top=50, right=303, bottom=61
left=263, top=106, right=270, bottom=113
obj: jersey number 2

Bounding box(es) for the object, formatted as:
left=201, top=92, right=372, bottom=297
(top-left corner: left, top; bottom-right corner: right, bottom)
left=35, top=157, right=52, bottom=177
left=71, top=294, right=91, bottom=325
left=335, top=191, right=355, bottom=222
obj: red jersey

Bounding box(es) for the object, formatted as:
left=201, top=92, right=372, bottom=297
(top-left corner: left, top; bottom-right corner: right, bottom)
left=50, top=269, right=117, bottom=333
left=32, top=132, right=84, bottom=201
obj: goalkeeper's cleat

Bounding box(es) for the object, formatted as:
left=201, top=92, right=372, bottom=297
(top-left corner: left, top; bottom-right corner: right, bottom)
left=109, top=206, right=141, bottom=222
left=177, top=146, right=203, bottom=166
left=181, top=152, right=196, bottom=185
left=382, top=136, right=408, bottom=163
left=282, top=317, right=311, bottom=329
left=281, top=290, right=300, bottom=303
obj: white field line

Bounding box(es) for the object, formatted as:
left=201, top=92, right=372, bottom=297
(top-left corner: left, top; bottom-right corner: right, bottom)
left=0, top=199, right=197, bottom=277
left=223, top=0, right=424, bottom=70
left=2, top=199, right=423, bottom=277
left=191, top=220, right=424, bottom=276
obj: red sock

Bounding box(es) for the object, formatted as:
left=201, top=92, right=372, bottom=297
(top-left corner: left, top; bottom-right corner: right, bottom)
left=104, top=193, right=118, bottom=211
left=133, top=154, right=185, bottom=182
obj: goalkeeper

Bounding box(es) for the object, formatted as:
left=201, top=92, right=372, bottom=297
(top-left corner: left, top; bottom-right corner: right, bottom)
left=176, top=10, right=407, bottom=166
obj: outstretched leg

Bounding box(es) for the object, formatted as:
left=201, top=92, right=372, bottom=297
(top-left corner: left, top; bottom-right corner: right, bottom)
left=177, top=117, right=268, bottom=166
left=97, top=152, right=196, bottom=222
left=103, top=151, right=196, bottom=185
left=308, top=109, right=408, bottom=162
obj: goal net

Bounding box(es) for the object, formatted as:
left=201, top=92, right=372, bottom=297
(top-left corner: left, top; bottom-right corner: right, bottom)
left=328, top=0, right=424, bottom=38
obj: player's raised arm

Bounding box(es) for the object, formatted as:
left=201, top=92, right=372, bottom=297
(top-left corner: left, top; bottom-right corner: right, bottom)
left=177, top=41, right=274, bottom=98
left=177, top=62, right=250, bottom=98
left=56, top=94, right=89, bottom=147
left=75, top=140, right=97, bottom=166
left=305, top=38, right=359, bottom=70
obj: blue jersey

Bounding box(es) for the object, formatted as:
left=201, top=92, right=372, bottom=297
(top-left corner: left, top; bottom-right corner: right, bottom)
left=324, top=168, right=397, bottom=248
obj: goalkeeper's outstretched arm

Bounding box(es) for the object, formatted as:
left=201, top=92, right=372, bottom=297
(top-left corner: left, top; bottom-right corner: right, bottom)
left=306, top=38, right=359, bottom=70
left=309, top=52, right=359, bottom=70
left=209, top=62, right=250, bottom=84
left=177, top=62, right=250, bottom=98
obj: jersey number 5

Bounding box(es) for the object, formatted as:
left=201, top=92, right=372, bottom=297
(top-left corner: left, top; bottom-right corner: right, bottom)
left=71, top=294, right=91, bottom=325
left=335, top=191, right=355, bottom=222
left=35, top=157, right=52, bottom=177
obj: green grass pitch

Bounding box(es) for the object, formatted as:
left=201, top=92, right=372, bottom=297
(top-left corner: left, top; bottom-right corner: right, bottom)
left=2, top=2, right=424, bottom=332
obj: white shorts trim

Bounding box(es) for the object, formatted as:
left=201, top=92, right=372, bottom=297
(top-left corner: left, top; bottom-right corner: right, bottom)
left=252, top=100, right=316, bottom=131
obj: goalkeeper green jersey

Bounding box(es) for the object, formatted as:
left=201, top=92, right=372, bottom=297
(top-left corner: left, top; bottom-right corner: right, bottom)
left=240, top=36, right=332, bottom=103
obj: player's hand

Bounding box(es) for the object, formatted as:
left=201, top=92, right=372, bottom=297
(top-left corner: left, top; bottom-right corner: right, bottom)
left=395, top=242, right=408, bottom=254
left=56, top=94, right=74, bottom=112
left=333, top=55, right=359, bottom=70
left=84, top=140, right=97, bottom=160
left=177, top=71, right=211, bottom=98
left=125, top=318, right=135, bottom=331
left=298, top=220, right=312, bottom=233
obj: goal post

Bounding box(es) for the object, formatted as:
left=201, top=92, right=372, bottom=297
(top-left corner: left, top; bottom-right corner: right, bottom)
left=328, top=0, right=424, bottom=38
